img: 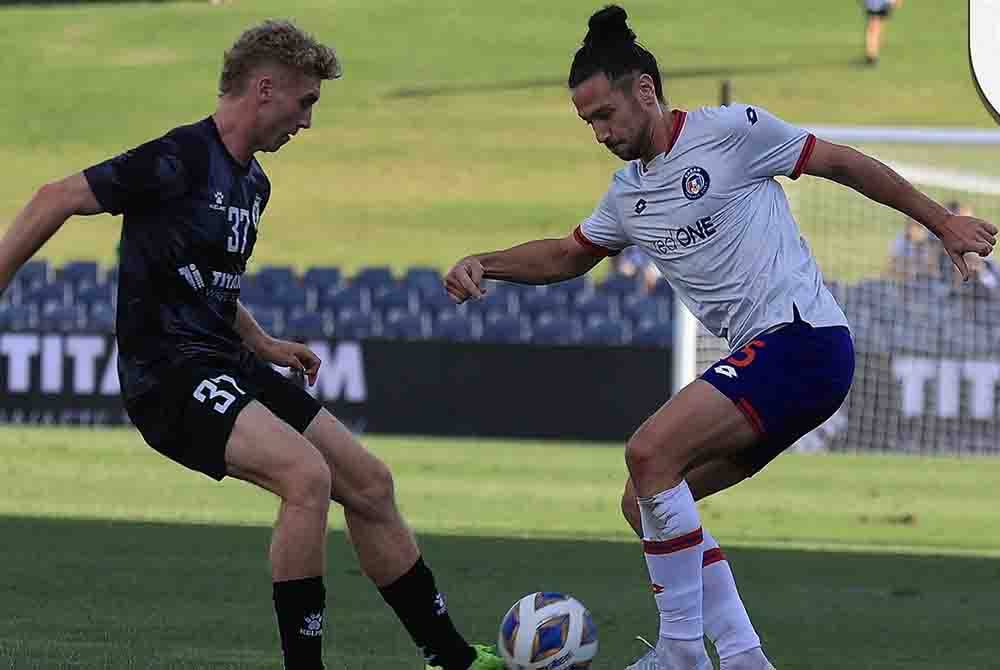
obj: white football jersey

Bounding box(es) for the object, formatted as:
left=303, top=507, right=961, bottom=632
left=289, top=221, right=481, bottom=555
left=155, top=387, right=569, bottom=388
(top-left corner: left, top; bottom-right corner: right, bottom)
left=576, top=104, right=849, bottom=350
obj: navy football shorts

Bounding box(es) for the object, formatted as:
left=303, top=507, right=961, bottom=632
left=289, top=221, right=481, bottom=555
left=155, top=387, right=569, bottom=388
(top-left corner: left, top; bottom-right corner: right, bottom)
left=126, top=351, right=323, bottom=481
left=700, top=319, right=855, bottom=474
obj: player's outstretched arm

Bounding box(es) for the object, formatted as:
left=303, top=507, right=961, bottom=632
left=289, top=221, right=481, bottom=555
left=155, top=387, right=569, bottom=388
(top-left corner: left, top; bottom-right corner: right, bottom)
left=803, top=139, right=997, bottom=279
left=444, top=233, right=603, bottom=304
left=235, top=300, right=321, bottom=386
left=0, top=173, right=103, bottom=293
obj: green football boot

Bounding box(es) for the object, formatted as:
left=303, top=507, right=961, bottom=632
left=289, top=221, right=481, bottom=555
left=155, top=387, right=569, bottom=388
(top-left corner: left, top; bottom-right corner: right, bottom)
left=425, top=644, right=505, bottom=670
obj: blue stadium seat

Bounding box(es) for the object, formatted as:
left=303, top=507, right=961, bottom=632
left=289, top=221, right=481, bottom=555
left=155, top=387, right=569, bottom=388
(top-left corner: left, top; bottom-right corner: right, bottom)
left=39, top=305, right=86, bottom=333
left=302, top=266, right=342, bottom=292
left=532, top=315, right=581, bottom=345
left=632, top=320, right=672, bottom=347
left=371, top=285, right=416, bottom=315
left=76, top=283, right=115, bottom=310
left=550, top=275, right=590, bottom=303
left=520, top=287, right=568, bottom=319
left=13, top=260, right=48, bottom=290
left=23, top=282, right=71, bottom=310
left=270, top=285, right=310, bottom=314
left=254, top=265, right=298, bottom=292
left=481, top=314, right=526, bottom=343
left=89, top=303, right=116, bottom=333
left=573, top=293, right=617, bottom=324
left=319, top=285, right=370, bottom=314
left=381, top=310, right=428, bottom=340
left=252, top=309, right=283, bottom=338
left=580, top=319, right=628, bottom=345
left=285, top=312, right=328, bottom=339
left=421, top=289, right=459, bottom=318
left=335, top=308, right=378, bottom=340
left=351, top=266, right=395, bottom=292
left=464, top=284, right=516, bottom=317
left=0, top=305, right=37, bottom=332
left=433, top=313, right=478, bottom=342
left=597, top=273, right=642, bottom=298
left=56, top=261, right=99, bottom=288
left=403, top=267, right=443, bottom=296
left=622, top=295, right=669, bottom=324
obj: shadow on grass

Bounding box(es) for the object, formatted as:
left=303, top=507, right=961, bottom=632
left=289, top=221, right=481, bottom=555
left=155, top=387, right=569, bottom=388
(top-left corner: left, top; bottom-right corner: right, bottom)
left=0, top=516, right=997, bottom=669
left=386, top=62, right=854, bottom=99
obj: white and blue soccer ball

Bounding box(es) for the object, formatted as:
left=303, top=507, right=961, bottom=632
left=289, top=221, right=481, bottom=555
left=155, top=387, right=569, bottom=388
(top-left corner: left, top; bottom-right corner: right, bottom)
left=497, top=592, right=598, bottom=670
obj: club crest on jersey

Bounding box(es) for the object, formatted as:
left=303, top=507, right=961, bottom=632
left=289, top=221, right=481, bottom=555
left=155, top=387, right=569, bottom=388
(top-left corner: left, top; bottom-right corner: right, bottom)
left=682, top=166, right=711, bottom=200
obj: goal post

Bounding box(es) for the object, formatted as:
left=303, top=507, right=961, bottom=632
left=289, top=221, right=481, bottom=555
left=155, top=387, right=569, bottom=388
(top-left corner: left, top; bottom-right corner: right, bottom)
left=672, top=125, right=1000, bottom=455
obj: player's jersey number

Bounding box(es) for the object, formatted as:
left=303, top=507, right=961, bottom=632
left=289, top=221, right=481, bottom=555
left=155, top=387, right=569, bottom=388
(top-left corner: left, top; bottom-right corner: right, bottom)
left=193, top=374, right=247, bottom=414
left=227, top=206, right=252, bottom=254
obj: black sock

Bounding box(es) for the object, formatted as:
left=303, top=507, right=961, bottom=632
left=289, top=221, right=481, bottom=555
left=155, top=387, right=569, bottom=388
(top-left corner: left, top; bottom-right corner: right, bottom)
left=273, top=576, right=326, bottom=670
left=378, top=557, right=476, bottom=669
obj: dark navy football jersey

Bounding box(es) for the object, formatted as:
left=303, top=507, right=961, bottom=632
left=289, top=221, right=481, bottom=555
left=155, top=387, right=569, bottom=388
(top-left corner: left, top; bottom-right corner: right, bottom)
left=84, top=117, right=270, bottom=401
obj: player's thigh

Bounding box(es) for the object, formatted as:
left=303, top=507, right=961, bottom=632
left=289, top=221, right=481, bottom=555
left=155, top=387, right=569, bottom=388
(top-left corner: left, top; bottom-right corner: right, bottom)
left=302, top=409, right=394, bottom=512
left=627, top=379, right=758, bottom=477
left=224, top=400, right=331, bottom=504
left=127, top=363, right=262, bottom=481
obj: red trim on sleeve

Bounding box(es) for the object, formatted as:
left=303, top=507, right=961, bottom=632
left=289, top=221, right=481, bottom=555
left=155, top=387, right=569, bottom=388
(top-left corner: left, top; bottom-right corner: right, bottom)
left=790, top=133, right=816, bottom=180
left=643, top=527, right=704, bottom=555
left=573, top=225, right=619, bottom=257
left=736, top=398, right=766, bottom=437
left=702, top=547, right=726, bottom=567
left=666, top=110, right=687, bottom=156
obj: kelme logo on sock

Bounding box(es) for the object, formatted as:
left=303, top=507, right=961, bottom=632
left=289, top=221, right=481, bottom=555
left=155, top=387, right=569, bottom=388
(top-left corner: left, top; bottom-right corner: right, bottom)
left=300, top=612, right=323, bottom=637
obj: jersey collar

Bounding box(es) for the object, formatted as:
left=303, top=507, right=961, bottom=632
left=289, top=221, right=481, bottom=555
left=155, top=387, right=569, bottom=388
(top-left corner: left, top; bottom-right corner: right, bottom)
left=640, top=109, right=687, bottom=175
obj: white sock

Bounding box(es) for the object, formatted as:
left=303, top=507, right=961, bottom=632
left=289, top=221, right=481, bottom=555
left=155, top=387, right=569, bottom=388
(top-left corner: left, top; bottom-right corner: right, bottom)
left=638, top=480, right=712, bottom=670
left=702, top=528, right=765, bottom=664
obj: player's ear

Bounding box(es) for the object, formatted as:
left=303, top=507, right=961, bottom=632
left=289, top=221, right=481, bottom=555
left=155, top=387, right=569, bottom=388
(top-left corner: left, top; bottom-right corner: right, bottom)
left=256, top=74, right=274, bottom=104
left=635, top=73, right=657, bottom=107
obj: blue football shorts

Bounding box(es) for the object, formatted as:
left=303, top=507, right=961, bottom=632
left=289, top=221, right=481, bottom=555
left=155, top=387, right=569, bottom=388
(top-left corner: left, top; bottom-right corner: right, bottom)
left=700, top=318, right=855, bottom=474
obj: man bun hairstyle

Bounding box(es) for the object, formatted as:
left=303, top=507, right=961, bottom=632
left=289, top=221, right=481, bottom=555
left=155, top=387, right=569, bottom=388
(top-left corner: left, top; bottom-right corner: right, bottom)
left=220, top=19, right=342, bottom=96
left=568, top=5, right=664, bottom=103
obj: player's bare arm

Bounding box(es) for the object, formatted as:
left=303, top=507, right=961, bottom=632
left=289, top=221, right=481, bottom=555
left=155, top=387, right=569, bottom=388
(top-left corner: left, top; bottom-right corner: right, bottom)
left=803, top=139, right=997, bottom=279
left=234, top=300, right=321, bottom=386
left=0, top=173, right=103, bottom=292
left=444, top=233, right=602, bottom=303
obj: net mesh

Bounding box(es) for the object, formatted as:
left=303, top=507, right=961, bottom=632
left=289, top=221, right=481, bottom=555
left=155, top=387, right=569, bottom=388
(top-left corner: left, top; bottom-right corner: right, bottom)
left=693, top=142, right=1000, bottom=455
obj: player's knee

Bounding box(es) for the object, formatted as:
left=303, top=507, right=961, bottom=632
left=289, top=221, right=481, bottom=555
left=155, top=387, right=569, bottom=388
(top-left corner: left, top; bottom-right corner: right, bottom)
left=345, top=459, right=397, bottom=521
left=283, top=458, right=333, bottom=510
left=620, top=488, right=640, bottom=526
left=624, top=432, right=659, bottom=477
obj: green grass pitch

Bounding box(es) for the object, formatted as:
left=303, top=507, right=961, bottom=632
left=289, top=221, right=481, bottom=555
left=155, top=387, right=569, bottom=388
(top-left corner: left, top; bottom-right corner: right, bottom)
left=1, top=428, right=999, bottom=668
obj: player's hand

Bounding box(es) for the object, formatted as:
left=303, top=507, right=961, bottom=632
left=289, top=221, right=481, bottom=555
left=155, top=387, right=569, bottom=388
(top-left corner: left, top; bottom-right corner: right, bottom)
left=258, top=337, right=322, bottom=386
left=939, top=215, right=998, bottom=281
left=444, top=256, right=487, bottom=303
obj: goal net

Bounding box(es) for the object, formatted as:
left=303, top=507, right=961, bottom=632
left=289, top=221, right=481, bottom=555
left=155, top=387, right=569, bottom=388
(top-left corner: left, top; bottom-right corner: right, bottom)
left=676, top=127, right=1000, bottom=456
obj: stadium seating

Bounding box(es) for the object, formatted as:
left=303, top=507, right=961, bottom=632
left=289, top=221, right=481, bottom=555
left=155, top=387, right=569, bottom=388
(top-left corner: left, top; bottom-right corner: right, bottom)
left=434, top=312, right=478, bottom=342
left=15, top=262, right=998, bottom=353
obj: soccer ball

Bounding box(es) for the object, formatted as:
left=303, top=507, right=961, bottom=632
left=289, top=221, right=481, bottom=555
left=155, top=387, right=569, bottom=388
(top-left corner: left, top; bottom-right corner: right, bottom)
left=497, top=592, right=598, bottom=669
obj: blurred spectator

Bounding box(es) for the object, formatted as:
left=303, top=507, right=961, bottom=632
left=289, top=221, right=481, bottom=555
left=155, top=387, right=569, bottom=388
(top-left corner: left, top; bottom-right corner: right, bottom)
left=863, top=0, right=902, bottom=66
left=609, top=245, right=662, bottom=293
left=939, top=201, right=990, bottom=283
left=886, top=216, right=939, bottom=281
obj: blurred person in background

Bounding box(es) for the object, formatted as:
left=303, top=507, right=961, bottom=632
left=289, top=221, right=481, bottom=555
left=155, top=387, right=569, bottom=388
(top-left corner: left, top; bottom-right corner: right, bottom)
left=886, top=216, right=941, bottom=281
left=0, top=19, right=501, bottom=670
left=610, top=244, right=662, bottom=292
left=863, top=0, right=902, bottom=65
